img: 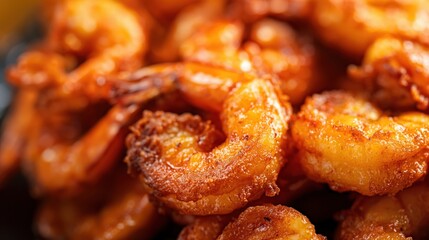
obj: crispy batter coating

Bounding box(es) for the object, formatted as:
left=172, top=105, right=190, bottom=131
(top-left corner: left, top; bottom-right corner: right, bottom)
left=336, top=181, right=429, bottom=240
left=126, top=79, right=291, bottom=215
left=218, top=205, right=325, bottom=240
left=179, top=205, right=324, bottom=240
left=350, top=37, right=429, bottom=110
left=292, top=91, right=429, bottom=195
left=311, top=0, right=429, bottom=57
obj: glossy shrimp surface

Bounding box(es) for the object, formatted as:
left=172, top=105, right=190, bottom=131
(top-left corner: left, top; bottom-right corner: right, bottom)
left=20, top=71, right=178, bottom=196
left=8, top=0, right=147, bottom=100
left=180, top=18, right=325, bottom=105
left=336, top=181, right=429, bottom=240
left=311, top=0, right=429, bottom=57
left=292, top=91, right=429, bottom=195
left=126, top=79, right=291, bottom=215
left=350, top=37, right=429, bottom=110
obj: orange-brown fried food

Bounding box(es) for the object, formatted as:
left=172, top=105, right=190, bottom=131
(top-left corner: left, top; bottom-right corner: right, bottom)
left=126, top=79, right=291, bottom=215
left=218, top=205, right=325, bottom=240
left=350, top=37, right=429, bottom=110
left=0, top=90, right=37, bottom=185
left=248, top=18, right=326, bottom=105
left=151, top=0, right=226, bottom=62
left=178, top=215, right=231, bottom=240
left=20, top=68, right=180, bottom=197
left=8, top=0, right=147, bottom=101
left=291, top=91, right=429, bottom=196
left=180, top=205, right=325, bottom=240
left=181, top=18, right=327, bottom=105
left=336, top=181, right=429, bottom=240
left=228, top=0, right=311, bottom=23
left=37, top=170, right=165, bottom=240
left=311, top=0, right=429, bottom=58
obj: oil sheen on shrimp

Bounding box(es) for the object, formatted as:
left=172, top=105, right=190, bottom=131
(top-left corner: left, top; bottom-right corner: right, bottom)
left=8, top=0, right=147, bottom=101
left=126, top=79, right=291, bottom=215
left=291, top=91, right=429, bottom=196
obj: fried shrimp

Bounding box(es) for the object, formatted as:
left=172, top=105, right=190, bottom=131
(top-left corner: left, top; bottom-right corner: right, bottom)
left=248, top=18, right=323, bottom=105
left=8, top=0, right=147, bottom=101
left=180, top=18, right=325, bottom=105
left=126, top=79, right=291, bottom=215
left=19, top=70, right=178, bottom=196
left=180, top=205, right=324, bottom=240
left=37, top=170, right=165, bottom=240
left=336, top=181, right=429, bottom=240
left=291, top=91, right=429, bottom=196
left=311, top=0, right=429, bottom=57
left=218, top=205, right=325, bottom=240
left=350, top=37, right=429, bottom=110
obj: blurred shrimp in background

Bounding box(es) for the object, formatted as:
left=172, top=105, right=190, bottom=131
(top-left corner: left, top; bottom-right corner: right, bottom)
left=0, top=0, right=43, bottom=239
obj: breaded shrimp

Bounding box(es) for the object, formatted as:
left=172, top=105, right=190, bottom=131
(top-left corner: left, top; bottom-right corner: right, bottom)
left=311, top=0, right=429, bottom=57
left=126, top=79, right=291, bottom=215
left=350, top=37, right=429, bottom=110
left=291, top=91, right=429, bottom=195
left=179, top=205, right=324, bottom=240
left=336, top=181, right=429, bottom=240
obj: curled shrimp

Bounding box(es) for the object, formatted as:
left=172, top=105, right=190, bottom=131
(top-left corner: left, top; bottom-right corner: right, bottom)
left=350, top=37, right=429, bottom=110
left=125, top=79, right=291, bottom=215
left=8, top=0, right=147, bottom=101
left=291, top=91, right=429, bottom=196
left=336, top=181, right=429, bottom=239
left=37, top=170, right=166, bottom=240
left=180, top=205, right=325, bottom=240
left=311, top=0, right=429, bottom=57
left=0, top=90, right=37, bottom=185
left=20, top=71, right=177, bottom=196
left=180, top=18, right=326, bottom=105
left=151, top=0, right=226, bottom=62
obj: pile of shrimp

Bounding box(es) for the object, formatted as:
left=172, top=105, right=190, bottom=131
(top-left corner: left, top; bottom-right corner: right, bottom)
left=2, top=0, right=429, bottom=239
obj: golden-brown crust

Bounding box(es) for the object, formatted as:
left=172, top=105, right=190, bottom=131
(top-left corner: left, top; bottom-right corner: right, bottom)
left=336, top=181, right=429, bottom=240
left=292, top=91, right=429, bottom=195
left=126, top=79, right=291, bottom=215
left=350, top=37, right=429, bottom=111
left=218, top=205, right=325, bottom=240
